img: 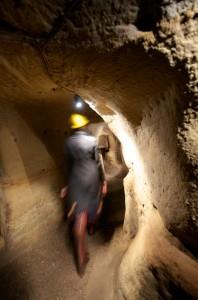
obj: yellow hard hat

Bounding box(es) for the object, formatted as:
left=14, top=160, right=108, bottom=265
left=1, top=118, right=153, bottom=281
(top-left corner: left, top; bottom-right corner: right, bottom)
left=69, top=113, right=89, bottom=129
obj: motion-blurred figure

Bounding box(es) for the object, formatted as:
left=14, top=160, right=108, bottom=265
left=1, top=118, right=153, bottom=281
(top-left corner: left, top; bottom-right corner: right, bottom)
left=60, top=113, right=107, bottom=275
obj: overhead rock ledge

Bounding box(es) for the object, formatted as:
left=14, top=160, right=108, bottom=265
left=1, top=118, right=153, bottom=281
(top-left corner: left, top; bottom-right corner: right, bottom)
left=0, top=1, right=197, bottom=299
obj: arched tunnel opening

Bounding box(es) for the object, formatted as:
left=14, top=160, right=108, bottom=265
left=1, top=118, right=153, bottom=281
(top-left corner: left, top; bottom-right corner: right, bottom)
left=4, top=94, right=127, bottom=231
left=0, top=31, right=197, bottom=300
left=0, top=93, right=126, bottom=223
left=0, top=87, right=129, bottom=300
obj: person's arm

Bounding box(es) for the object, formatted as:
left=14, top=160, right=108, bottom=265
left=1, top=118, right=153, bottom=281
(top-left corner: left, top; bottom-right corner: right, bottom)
left=60, top=186, right=68, bottom=198
left=94, top=145, right=104, bottom=180
left=94, top=145, right=107, bottom=197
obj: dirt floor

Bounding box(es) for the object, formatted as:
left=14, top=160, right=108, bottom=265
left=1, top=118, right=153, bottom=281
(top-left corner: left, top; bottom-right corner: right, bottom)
left=0, top=219, right=129, bottom=300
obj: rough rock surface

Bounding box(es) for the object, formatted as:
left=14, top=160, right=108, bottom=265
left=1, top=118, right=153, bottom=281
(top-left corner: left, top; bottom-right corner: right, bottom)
left=0, top=0, right=198, bottom=299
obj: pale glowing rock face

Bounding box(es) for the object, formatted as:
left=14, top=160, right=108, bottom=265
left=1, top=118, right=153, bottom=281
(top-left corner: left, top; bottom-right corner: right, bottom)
left=0, top=1, right=198, bottom=299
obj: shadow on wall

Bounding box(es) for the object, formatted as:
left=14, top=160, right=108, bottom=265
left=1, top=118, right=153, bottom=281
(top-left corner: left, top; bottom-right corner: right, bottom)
left=0, top=188, right=5, bottom=251
left=135, top=0, right=163, bottom=31
left=150, top=266, right=197, bottom=300
left=0, top=262, right=30, bottom=300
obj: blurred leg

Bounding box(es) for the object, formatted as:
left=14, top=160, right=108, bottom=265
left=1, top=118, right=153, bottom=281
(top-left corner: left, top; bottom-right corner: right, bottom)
left=87, top=200, right=103, bottom=235
left=73, top=211, right=89, bottom=275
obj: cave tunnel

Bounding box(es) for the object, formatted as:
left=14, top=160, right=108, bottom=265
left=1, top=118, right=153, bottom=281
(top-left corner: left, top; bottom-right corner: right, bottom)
left=0, top=1, right=198, bottom=300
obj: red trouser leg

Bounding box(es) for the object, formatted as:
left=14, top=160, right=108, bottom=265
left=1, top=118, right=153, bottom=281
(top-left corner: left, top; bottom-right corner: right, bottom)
left=73, top=211, right=89, bottom=275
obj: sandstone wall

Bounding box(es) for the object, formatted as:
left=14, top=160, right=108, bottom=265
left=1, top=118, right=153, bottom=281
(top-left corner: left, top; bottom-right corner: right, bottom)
left=0, top=0, right=197, bottom=298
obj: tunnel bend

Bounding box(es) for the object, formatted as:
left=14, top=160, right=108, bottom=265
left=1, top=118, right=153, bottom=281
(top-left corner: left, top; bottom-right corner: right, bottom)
left=0, top=41, right=187, bottom=253
left=47, top=44, right=186, bottom=236
left=0, top=38, right=197, bottom=299
left=0, top=92, right=127, bottom=257
left=53, top=45, right=198, bottom=297
left=51, top=44, right=198, bottom=297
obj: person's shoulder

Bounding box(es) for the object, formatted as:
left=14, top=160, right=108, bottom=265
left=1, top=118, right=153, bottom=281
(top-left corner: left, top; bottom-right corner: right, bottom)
left=79, top=130, right=94, bottom=139
left=76, top=130, right=97, bottom=145
left=86, top=133, right=97, bottom=145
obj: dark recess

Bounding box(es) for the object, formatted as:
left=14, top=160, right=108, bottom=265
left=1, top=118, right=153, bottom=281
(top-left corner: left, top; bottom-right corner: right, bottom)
left=135, top=0, right=163, bottom=31
left=150, top=266, right=197, bottom=300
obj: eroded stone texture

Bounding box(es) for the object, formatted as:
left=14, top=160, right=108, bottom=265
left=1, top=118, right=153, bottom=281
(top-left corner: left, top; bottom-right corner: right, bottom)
left=0, top=0, right=197, bottom=299
left=0, top=0, right=65, bottom=36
